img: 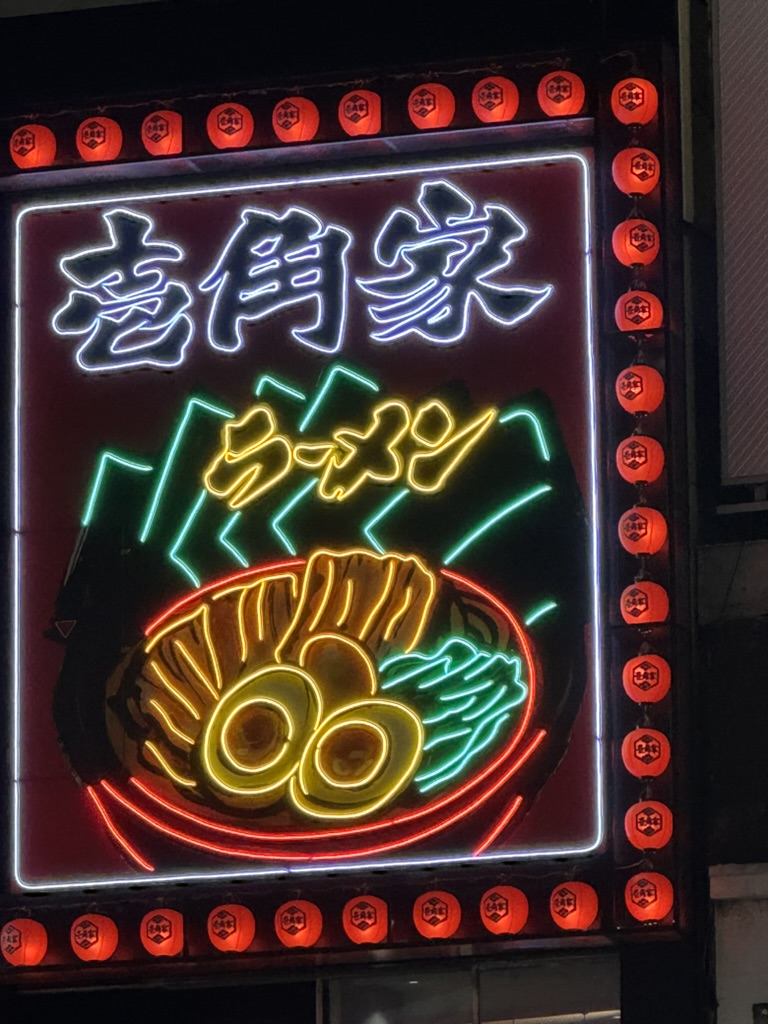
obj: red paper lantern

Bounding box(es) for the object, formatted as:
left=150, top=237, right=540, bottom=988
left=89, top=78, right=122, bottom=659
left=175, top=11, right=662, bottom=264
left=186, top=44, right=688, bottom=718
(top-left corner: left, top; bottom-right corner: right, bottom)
left=612, top=148, right=660, bottom=195
left=611, top=78, right=659, bottom=126
left=141, top=110, right=183, bottom=157
left=612, top=219, right=660, bottom=267
left=342, top=896, right=389, bottom=945
left=207, top=904, right=255, bottom=953
left=621, top=728, right=671, bottom=777
left=413, top=890, right=461, bottom=939
left=274, top=900, right=323, bottom=948
left=9, top=124, right=56, bottom=169
left=338, top=90, right=381, bottom=136
left=616, top=435, right=665, bottom=485
left=408, top=84, right=455, bottom=130
left=549, top=882, right=598, bottom=931
left=70, top=914, right=119, bottom=962
left=272, top=97, right=319, bottom=144
left=624, top=800, right=674, bottom=851
left=76, top=117, right=122, bottom=162
left=618, top=507, right=668, bottom=556
left=472, top=77, right=519, bottom=123
left=615, top=366, right=665, bottom=414
left=614, top=291, right=664, bottom=333
left=206, top=103, right=254, bottom=150
left=537, top=71, right=585, bottom=117
left=479, top=886, right=529, bottom=936
left=622, top=653, right=671, bottom=703
left=620, top=582, right=669, bottom=625
left=1, top=919, right=47, bottom=967
left=140, top=909, right=184, bottom=957
left=625, top=872, right=674, bottom=922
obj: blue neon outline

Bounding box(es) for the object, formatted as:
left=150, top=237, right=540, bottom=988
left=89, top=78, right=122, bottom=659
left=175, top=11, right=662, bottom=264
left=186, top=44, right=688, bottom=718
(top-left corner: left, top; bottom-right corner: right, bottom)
left=442, top=483, right=553, bottom=566
left=11, top=150, right=603, bottom=891
left=362, top=487, right=409, bottom=553
left=81, top=452, right=153, bottom=527
left=138, top=397, right=233, bottom=544
left=217, top=511, right=249, bottom=568
left=498, top=407, right=551, bottom=461
left=168, top=490, right=207, bottom=586
left=298, top=363, right=379, bottom=433
left=270, top=478, right=317, bottom=555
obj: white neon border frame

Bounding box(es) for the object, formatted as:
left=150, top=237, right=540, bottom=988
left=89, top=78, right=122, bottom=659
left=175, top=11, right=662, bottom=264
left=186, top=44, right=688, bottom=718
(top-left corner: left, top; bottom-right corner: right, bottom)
left=11, top=150, right=602, bottom=891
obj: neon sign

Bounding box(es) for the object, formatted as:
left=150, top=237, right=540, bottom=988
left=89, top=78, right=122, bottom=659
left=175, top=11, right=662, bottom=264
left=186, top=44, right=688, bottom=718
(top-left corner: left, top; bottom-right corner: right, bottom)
left=12, top=150, right=601, bottom=890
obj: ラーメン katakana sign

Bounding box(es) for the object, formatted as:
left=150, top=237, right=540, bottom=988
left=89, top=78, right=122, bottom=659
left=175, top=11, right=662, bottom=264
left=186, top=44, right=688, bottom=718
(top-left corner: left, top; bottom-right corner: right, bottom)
left=11, top=150, right=601, bottom=888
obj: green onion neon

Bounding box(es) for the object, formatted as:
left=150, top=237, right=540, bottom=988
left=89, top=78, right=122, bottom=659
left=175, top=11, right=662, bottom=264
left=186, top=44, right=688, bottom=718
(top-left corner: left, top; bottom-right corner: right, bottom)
left=253, top=374, right=306, bottom=402
left=298, top=363, right=379, bottom=433
left=439, top=679, right=496, bottom=701
left=422, top=698, right=476, bottom=725
left=139, top=397, right=233, bottom=543
left=168, top=490, right=207, bottom=587
left=362, top=488, right=409, bottom=554
left=442, top=484, right=553, bottom=566
left=217, top=511, right=248, bottom=568
left=417, top=713, right=511, bottom=792
left=498, top=407, right=551, bottom=461
left=422, top=727, right=472, bottom=752
left=524, top=600, right=558, bottom=626
left=81, top=452, right=153, bottom=527
left=270, top=478, right=317, bottom=555
left=461, top=684, right=507, bottom=721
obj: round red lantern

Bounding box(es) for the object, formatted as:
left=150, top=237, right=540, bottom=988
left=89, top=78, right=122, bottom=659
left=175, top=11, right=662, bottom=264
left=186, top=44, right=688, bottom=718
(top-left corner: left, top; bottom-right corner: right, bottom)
left=620, top=582, right=669, bottom=625
left=622, top=653, right=671, bottom=703
left=618, top=507, right=668, bottom=556
left=140, top=909, right=184, bottom=957
left=616, top=434, right=665, bottom=485
left=479, top=886, right=529, bottom=936
left=207, top=904, right=255, bottom=953
left=70, top=914, right=119, bottom=962
left=549, top=882, right=598, bottom=931
left=621, top=728, right=671, bottom=777
left=614, top=291, right=664, bottom=333
left=272, top=97, right=319, bottom=144
left=1, top=919, right=47, bottom=967
left=141, top=110, right=183, bottom=157
left=625, top=872, right=674, bottom=922
left=472, top=77, right=519, bottom=123
left=76, top=117, right=122, bottom=162
left=615, top=365, right=665, bottom=415
left=342, top=895, right=389, bottom=945
left=338, top=90, right=381, bottom=137
left=537, top=71, right=585, bottom=117
left=612, top=148, right=660, bottom=196
left=413, top=890, right=461, bottom=939
left=408, top=84, right=455, bottom=130
left=206, top=103, right=254, bottom=150
left=9, top=124, right=56, bottom=169
left=612, top=219, right=660, bottom=267
left=611, top=78, right=659, bottom=126
left=274, top=900, right=323, bottom=948
left=624, top=800, right=674, bottom=851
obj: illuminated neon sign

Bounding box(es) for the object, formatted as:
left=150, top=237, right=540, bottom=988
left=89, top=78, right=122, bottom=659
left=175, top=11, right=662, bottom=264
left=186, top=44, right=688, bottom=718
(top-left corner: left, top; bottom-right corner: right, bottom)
left=12, top=150, right=600, bottom=890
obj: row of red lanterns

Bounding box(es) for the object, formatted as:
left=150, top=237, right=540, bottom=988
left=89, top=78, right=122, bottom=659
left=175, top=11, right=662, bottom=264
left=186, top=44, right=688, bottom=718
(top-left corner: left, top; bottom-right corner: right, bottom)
left=8, top=74, right=660, bottom=171
left=0, top=876, right=675, bottom=967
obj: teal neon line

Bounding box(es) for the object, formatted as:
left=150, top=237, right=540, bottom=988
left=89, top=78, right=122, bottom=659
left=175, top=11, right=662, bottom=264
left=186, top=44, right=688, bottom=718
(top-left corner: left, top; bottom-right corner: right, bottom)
left=524, top=600, right=558, bottom=626
left=254, top=375, right=306, bottom=402
left=81, top=452, right=153, bottom=527
left=270, top=479, right=317, bottom=555
left=417, top=657, right=483, bottom=690
left=218, top=512, right=248, bottom=568
left=422, top=728, right=472, bottom=752
left=498, top=407, right=551, bottom=461
left=439, top=679, right=496, bottom=701
left=461, top=684, right=507, bottom=721
left=465, top=652, right=521, bottom=680
left=422, top=698, right=476, bottom=724
left=298, top=364, right=379, bottom=433
left=362, top=488, right=409, bottom=554
left=417, top=713, right=511, bottom=792
left=168, top=490, right=207, bottom=587
left=442, top=484, right=553, bottom=566
left=379, top=637, right=479, bottom=687
left=139, top=397, right=233, bottom=544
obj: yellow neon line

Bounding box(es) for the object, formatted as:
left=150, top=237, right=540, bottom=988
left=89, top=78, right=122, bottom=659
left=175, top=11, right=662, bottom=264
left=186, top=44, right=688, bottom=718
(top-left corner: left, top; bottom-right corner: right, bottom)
left=407, top=406, right=497, bottom=494
left=148, top=699, right=195, bottom=747
left=298, top=632, right=377, bottom=695
left=144, top=741, right=197, bottom=787
left=219, top=697, right=294, bottom=773
left=145, top=604, right=206, bottom=652
left=308, top=558, right=335, bottom=631
left=336, top=579, right=354, bottom=627
left=173, top=640, right=220, bottom=702
left=294, top=442, right=335, bottom=468
left=147, top=660, right=201, bottom=721
left=403, top=563, right=436, bottom=654
left=312, top=718, right=389, bottom=790
left=410, top=399, right=453, bottom=447
left=255, top=579, right=267, bottom=641
left=236, top=587, right=250, bottom=662
left=200, top=606, right=223, bottom=690
left=360, top=558, right=397, bottom=641
left=383, top=586, right=412, bottom=642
